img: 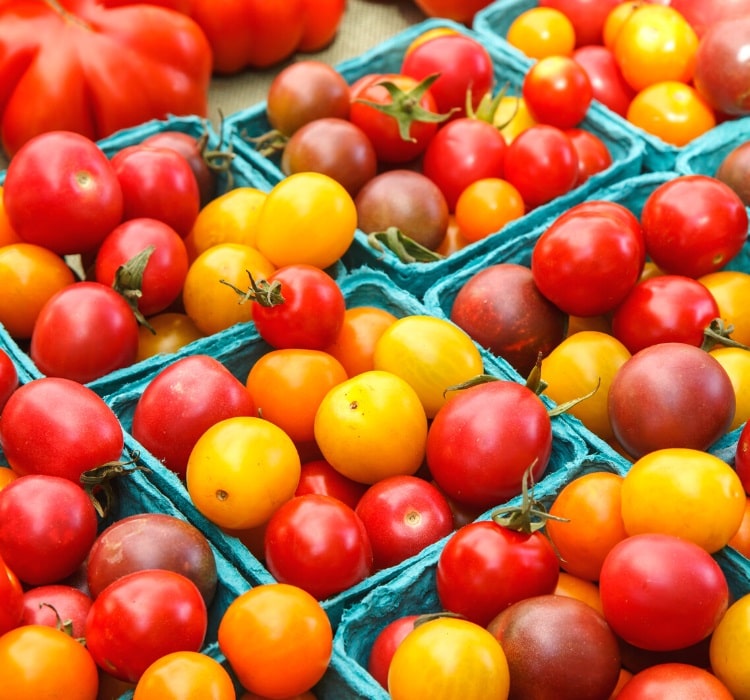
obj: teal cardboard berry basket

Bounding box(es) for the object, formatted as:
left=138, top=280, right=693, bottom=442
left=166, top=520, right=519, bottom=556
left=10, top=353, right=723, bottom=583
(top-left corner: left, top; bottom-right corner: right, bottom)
left=98, top=266, right=592, bottom=631
left=225, top=17, right=644, bottom=298
left=674, top=116, right=750, bottom=178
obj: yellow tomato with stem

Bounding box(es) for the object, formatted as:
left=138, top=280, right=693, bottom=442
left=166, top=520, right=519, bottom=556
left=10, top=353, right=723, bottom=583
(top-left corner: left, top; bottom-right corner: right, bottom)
left=621, top=447, right=745, bottom=553
left=254, top=172, right=357, bottom=270
left=700, top=269, right=750, bottom=346
left=313, top=369, right=428, bottom=484
left=493, top=94, right=537, bottom=143
left=186, top=416, right=301, bottom=530
left=373, top=315, right=484, bottom=419
left=540, top=330, right=631, bottom=442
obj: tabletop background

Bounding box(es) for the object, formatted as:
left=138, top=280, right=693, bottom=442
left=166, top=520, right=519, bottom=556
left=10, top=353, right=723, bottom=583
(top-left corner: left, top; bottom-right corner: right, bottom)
left=0, top=0, right=428, bottom=171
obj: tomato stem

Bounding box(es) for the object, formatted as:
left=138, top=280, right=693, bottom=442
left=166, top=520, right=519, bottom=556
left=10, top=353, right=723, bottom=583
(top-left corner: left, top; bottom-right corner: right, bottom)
left=367, top=227, right=444, bottom=264
left=219, top=270, right=285, bottom=307
left=701, top=317, right=750, bottom=352
left=111, top=245, right=156, bottom=334
left=80, top=451, right=151, bottom=519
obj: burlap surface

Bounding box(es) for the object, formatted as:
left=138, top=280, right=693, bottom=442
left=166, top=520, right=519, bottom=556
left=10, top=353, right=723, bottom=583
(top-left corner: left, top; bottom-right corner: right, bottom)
left=0, top=0, right=426, bottom=171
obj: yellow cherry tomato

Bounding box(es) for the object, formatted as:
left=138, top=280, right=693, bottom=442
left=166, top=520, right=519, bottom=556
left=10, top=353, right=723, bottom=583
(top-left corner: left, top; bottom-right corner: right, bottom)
left=506, top=7, right=576, bottom=59
left=136, top=312, right=205, bottom=362
left=186, top=416, right=301, bottom=530
left=613, top=4, right=699, bottom=91
left=182, top=242, right=276, bottom=336
left=626, top=80, right=716, bottom=146
left=708, top=346, right=750, bottom=431
left=493, top=94, right=537, bottom=143
left=540, top=330, right=632, bottom=442
left=388, top=616, right=510, bottom=700
left=700, top=270, right=750, bottom=346
left=254, top=172, right=357, bottom=270
left=314, top=369, right=428, bottom=484
left=621, top=447, right=746, bottom=553
left=189, top=186, right=268, bottom=259
left=373, top=315, right=484, bottom=419
left=710, top=593, right=750, bottom=700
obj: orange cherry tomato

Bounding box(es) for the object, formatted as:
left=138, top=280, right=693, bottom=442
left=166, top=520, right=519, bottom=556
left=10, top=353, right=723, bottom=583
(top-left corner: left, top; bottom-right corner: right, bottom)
left=728, top=496, right=750, bottom=559
left=554, top=571, right=604, bottom=615
left=136, top=312, right=205, bottom=362
left=506, top=7, right=576, bottom=59
left=133, top=651, right=235, bottom=700
left=454, top=178, right=525, bottom=243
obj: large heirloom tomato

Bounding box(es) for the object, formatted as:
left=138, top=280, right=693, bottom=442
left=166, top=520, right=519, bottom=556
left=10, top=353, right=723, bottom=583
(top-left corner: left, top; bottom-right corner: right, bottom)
left=0, top=0, right=211, bottom=157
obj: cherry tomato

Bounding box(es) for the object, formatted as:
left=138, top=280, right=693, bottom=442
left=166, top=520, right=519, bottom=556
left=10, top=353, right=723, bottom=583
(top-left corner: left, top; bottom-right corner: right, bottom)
left=133, top=651, right=235, bottom=700
left=355, top=475, right=454, bottom=570
left=611, top=274, right=721, bottom=353
left=3, top=130, right=123, bottom=255
left=387, top=616, right=510, bottom=700
left=0, top=624, right=99, bottom=700
left=0, top=554, right=23, bottom=636
left=436, top=518, right=560, bottom=626
left=0, top=243, right=77, bottom=339
left=85, top=569, right=208, bottom=683
left=599, top=533, right=729, bottom=651
left=565, top=127, right=613, bottom=185
left=0, top=376, right=124, bottom=481
left=540, top=0, right=623, bottom=47
left=735, top=419, right=750, bottom=495
left=503, top=124, right=579, bottom=209
left=111, top=144, right=200, bottom=238
left=367, top=615, right=420, bottom=689
left=621, top=447, right=745, bottom=553
left=314, top=370, right=428, bottom=484
left=132, top=354, right=256, bottom=479
left=21, top=585, right=92, bottom=639
left=421, top=117, right=508, bottom=211
left=426, top=380, right=553, bottom=509
left=94, top=217, right=189, bottom=317
left=616, top=662, right=734, bottom=699
left=186, top=416, right=301, bottom=531
left=700, top=270, right=750, bottom=346
left=0, top=474, right=98, bottom=586
left=400, top=32, right=494, bottom=117
left=265, top=493, right=373, bottom=599
left=454, top=177, right=526, bottom=243
left=0, top=349, right=18, bottom=414
left=710, top=592, right=750, bottom=698
left=135, top=312, right=205, bottom=362
left=522, top=55, right=593, bottom=129
left=0, top=185, right=22, bottom=247
left=492, top=94, right=537, bottom=142
left=295, top=459, right=368, bottom=510
left=573, top=44, right=635, bottom=117
left=506, top=6, right=576, bottom=59
left=30, top=281, right=140, bottom=383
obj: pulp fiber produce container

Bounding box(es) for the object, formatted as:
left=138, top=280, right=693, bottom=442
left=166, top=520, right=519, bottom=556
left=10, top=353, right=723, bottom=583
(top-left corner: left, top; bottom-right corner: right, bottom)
left=472, top=0, right=728, bottom=172
left=101, top=266, right=591, bottom=630
left=319, top=447, right=750, bottom=700
left=423, top=169, right=750, bottom=466
left=674, top=115, right=750, bottom=177
left=224, top=17, right=644, bottom=298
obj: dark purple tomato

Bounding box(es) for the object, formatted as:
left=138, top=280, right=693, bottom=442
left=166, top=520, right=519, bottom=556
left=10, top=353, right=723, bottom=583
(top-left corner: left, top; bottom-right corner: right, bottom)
left=608, top=342, right=735, bottom=459
left=715, top=140, right=750, bottom=206
left=488, top=594, right=622, bottom=700
left=450, top=263, right=568, bottom=377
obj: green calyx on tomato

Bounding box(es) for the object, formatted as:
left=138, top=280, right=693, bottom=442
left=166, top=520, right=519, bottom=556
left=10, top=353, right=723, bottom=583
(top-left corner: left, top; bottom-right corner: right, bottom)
left=111, top=245, right=156, bottom=333
left=354, top=73, right=455, bottom=143
left=367, top=226, right=444, bottom=264
left=701, top=317, right=750, bottom=352
left=79, top=450, right=151, bottom=519
left=219, top=270, right=285, bottom=308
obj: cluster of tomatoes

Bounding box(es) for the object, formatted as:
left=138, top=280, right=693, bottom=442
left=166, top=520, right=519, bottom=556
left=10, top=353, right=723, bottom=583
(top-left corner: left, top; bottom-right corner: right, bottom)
left=253, top=27, right=614, bottom=258
left=500, top=0, right=750, bottom=147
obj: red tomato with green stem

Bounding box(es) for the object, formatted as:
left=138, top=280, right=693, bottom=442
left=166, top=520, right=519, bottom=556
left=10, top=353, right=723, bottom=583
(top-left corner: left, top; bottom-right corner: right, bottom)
left=611, top=274, right=721, bottom=354
left=0, top=474, right=98, bottom=586
left=426, top=379, right=553, bottom=510
left=111, top=144, right=201, bottom=238
left=0, top=376, right=124, bottom=482
left=21, top=585, right=93, bottom=639
left=264, top=493, right=374, bottom=600
left=355, top=475, right=454, bottom=570
left=522, top=55, right=593, bottom=129
left=421, top=116, right=508, bottom=211
left=30, top=281, right=140, bottom=384
left=224, top=264, right=346, bottom=351
left=400, top=31, right=495, bottom=117
left=94, top=217, right=189, bottom=319
left=436, top=498, right=560, bottom=627
left=503, top=124, right=579, bottom=208
left=3, top=130, right=123, bottom=255
left=349, top=72, right=448, bottom=164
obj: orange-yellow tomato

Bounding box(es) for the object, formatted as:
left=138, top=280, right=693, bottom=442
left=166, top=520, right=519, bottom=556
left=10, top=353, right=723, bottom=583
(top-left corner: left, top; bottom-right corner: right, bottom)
left=0, top=466, right=18, bottom=491
left=186, top=416, right=301, bottom=530
left=136, top=312, right=205, bottom=362
left=729, top=497, right=750, bottom=559
left=218, top=584, right=332, bottom=699
left=547, top=470, right=628, bottom=582
left=603, top=1, right=643, bottom=51
left=133, top=651, right=235, bottom=700
left=540, top=330, right=631, bottom=442
left=626, top=81, right=716, bottom=146
left=506, top=7, right=576, bottom=59
left=621, top=447, right=746, bottom=553
left=613, top=4, right=699, bottom=90
left=182, top=242, right=276, bottom=336
left=708, top=347, right=750, bottom=431
left=0, top=242, right=77, bottom=339
left=254, top=172, right=357, bottom=270
left=314, top=370, right=428, bottom=484
left=493, top=94, right=537, bottom=143
left=189, top=186, right=268, bottom=258
left=323, top=305, right=397, bottom=376
left=454, top=178, right=525, bottom=243
left=373, top=315, right=484, bottom=419
left=554, top=571, right=604, bottom=615
left=435, top=216, right=470, bottom=257
left=700, top=270, right=750, bottom=346
left=246, top=348, right=348, bottom=444
left=710, top=593, right=750, bottom=699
